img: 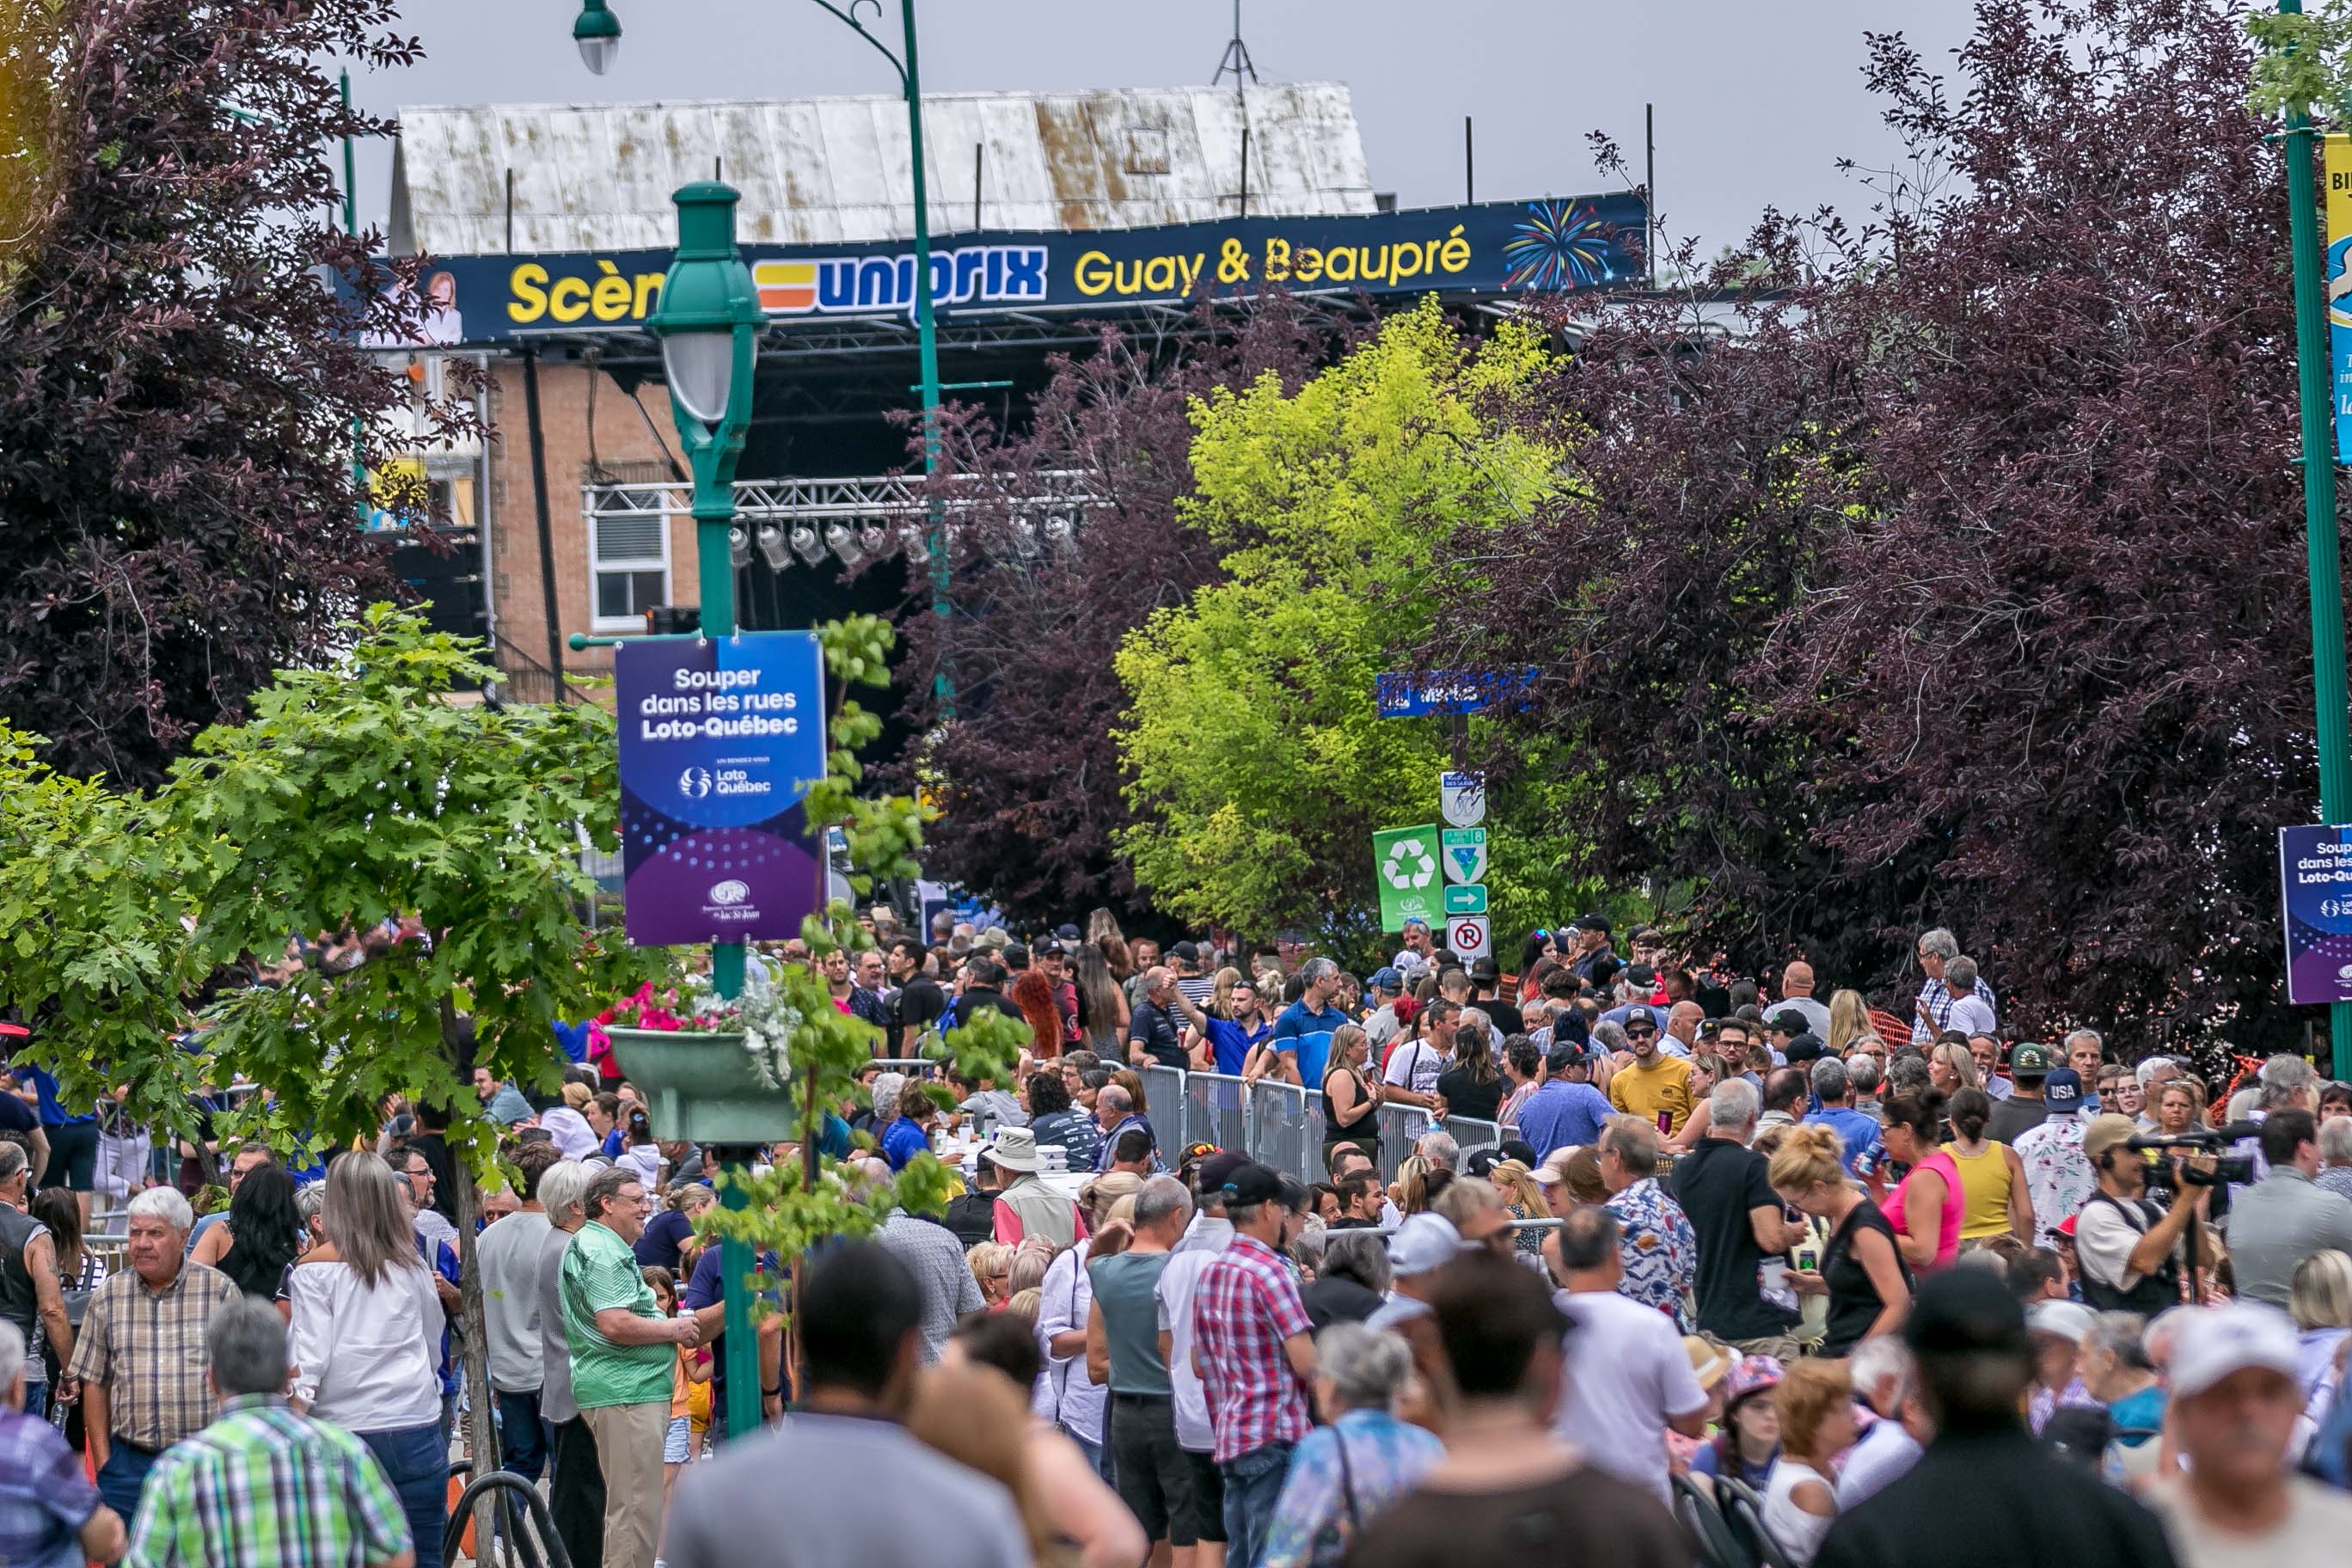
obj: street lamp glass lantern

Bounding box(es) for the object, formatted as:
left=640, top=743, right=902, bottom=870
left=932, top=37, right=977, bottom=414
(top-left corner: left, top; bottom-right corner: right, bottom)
left=573, top=0, right=622, bottom=74
left=648, top=181, right=763, bottom=433
left=663, top=333, right=732, bottom=426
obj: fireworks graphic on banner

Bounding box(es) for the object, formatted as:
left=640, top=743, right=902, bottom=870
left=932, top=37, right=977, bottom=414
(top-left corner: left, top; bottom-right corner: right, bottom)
left=1502, top=199, right=1618, bottom=291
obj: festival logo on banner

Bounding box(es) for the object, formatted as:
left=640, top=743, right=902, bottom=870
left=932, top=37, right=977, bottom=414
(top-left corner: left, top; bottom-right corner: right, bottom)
left=616, top=633, right=828, bottom=947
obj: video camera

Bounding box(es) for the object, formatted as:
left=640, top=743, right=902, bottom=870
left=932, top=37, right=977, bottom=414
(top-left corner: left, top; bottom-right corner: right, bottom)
left=2128, top=1127, right=2257, bottom=1191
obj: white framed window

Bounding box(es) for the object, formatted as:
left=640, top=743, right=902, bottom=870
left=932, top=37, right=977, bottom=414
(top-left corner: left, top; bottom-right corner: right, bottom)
left=586, top=497, right=672, bottom=633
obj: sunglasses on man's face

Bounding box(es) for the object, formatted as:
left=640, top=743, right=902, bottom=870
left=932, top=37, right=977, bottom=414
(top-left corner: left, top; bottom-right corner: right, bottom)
left=1626, top=1027, right=1657, bottom=1039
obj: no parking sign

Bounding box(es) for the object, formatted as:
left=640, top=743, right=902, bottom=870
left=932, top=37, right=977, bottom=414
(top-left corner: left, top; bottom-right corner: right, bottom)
left=1448, top=916, right=1491, bottom=964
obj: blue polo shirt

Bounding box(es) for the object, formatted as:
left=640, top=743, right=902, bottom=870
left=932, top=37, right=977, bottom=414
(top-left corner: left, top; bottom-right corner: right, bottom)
left=1271, top=1000, right=1344, bottom=1089
left=1202, top=1017, right=1274, bottom=1076
left=15, top=1066, right=92, bottom=1127
left=1513, top=1079, right=1614, bottom=1158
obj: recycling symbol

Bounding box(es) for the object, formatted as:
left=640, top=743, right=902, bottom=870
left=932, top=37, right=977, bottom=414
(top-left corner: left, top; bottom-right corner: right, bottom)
left=1382, top=837, right=1437, bottom=891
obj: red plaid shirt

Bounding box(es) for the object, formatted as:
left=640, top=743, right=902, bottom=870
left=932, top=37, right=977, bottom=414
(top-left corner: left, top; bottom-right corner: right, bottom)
left=1191, top=1233, right=1314, bottom=1462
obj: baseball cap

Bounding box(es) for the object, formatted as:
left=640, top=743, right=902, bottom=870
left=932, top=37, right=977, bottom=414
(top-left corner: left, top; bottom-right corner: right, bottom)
left=1469, top=956, right=1501, bottom=983
left=1906, top=1265, right=2030, bottom=1359
left=2081, top=1113, right=2138, bottom=1161
left=1768, top=1009, right=1810, bottom=1035
left=1197, top=1150, right=1249, bottom=1197
left=2043, top=1066, right=2083, bottom=1111
left=1170, top=940, right=1200, bottom=963
left=1387, top=1212, right=1472, bottom=1277
left=1574, top=914, right=1611, bottom=935
left=1393, top=951, right=1430, bottom=980
left=1055, top=923, right=1081, bottom=941
left=1785, top=1032, right=1826, bottom=1064
left=2026, top=1300, right=2097, bottom=1344
left=1724, top=1354, right=1784, bottom=1409
left=1218, top=1161, right=1283, bottom=1209
left=1369, top=967, right=1404, bottom=993
left=2009, top=1042, right=2052, bottom=1078
left=2170, top=1302, right=2303, bottom=1401
left=1464, top=1148, right=1506, bottom=1179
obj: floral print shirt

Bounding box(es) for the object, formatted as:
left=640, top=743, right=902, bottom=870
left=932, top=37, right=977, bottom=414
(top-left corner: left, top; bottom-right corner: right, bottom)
left=2013, top=1115, right=2097, bottom=1246
left=1604, top=1177, right=1699, bottom=1332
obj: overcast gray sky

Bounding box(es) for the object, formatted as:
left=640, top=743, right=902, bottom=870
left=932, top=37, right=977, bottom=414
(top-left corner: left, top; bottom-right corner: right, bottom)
left=351, top=0, right=1977, bottom=258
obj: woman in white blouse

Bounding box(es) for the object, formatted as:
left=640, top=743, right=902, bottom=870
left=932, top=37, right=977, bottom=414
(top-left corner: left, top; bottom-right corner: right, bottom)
left=287, top=1154, right=450, bottom=1568
left=1759, top=1357, right=1857, bottom=1565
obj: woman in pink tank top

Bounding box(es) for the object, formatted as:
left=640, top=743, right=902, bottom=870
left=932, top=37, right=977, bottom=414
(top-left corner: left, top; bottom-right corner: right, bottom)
left=1877, top=1087, right=1961, bottom=1271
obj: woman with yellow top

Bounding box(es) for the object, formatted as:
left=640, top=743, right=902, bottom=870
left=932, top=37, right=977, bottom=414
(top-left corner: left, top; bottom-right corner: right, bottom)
left=1940, top=1087, right=2033, bottom=1245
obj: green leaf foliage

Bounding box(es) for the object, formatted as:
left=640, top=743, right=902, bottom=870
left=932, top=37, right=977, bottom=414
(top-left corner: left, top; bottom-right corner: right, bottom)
left=157, top=604, right=672, bottom=1176
left=1112, top=300, right=1606, bottom=958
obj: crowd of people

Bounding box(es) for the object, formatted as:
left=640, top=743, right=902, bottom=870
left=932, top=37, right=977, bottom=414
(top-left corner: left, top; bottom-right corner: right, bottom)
left=6, top=910, right=2352, bottom=1566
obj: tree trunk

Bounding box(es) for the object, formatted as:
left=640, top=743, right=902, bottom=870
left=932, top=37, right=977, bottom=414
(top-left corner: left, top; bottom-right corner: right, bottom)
left=444, top=1000, right=500, bottom=1554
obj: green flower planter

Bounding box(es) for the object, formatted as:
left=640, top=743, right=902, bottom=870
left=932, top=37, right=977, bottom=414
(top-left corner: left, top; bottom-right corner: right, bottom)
left=601, top=1026, right=799, bottom=1147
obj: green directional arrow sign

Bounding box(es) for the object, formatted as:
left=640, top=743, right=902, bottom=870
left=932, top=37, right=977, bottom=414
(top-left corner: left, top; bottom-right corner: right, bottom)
left=1442, top=883, right=1488, bottom=916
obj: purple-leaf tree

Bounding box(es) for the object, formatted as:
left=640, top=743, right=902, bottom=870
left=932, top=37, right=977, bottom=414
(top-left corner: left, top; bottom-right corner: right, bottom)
left=0, top=0, right=469, bottom=787
left=1438, top=0, right=2324, bottom=1049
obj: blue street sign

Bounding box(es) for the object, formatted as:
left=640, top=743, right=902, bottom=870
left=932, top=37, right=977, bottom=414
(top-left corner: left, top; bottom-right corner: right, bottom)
left=1374, top=668, right=1538, bottom=718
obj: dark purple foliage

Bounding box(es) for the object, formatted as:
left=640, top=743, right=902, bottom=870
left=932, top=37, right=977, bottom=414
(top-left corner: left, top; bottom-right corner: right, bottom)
left=0, top=1, right=468, bottom=786
left=1436, top=0, right=2324, bottom=1048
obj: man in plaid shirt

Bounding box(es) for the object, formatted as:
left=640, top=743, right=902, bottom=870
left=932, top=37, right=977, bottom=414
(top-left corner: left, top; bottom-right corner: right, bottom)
left=127, top=1298, right=414, bottom=1568
left=1190, top=1162, right=1315, bottom=1568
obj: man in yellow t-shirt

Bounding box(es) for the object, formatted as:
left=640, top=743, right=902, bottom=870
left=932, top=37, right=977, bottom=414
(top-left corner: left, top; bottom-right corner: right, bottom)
left=1608, top=1014, right=1695, bottom=1134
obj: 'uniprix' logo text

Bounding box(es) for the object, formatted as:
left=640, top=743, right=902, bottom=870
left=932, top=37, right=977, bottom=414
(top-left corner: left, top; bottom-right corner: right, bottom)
left=754, top=244, right=1048, bottom=319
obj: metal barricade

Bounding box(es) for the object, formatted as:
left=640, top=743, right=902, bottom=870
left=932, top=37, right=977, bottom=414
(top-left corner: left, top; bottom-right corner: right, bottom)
left=1302, top=1089, right=1327, bottom=1175
left=1443, top=1117, right=1504, bottom=1159
left=1184, top=1071, right=1249, bottom=1157
left=1247, top=1080, right=1314, bottom=1186
left=1140, top=1065, right=1186, bottom=1161
left=1375, top=1103, right=1432, bottom=1179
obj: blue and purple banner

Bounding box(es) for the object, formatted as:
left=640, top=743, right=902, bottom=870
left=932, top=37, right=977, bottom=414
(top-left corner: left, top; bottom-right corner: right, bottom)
left=2280, top=824, right=2352, bottom=1004
left=616, top=633, right=827, bottom=947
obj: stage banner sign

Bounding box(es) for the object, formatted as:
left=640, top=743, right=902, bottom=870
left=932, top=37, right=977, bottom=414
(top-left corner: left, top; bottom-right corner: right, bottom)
left=616, top=632, right=827, bottom=947
left=371, top=195, right=1647, bottom=346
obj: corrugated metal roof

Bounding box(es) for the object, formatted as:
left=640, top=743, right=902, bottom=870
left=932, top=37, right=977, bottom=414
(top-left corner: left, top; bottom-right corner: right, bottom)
left=390, top=84, right=1375, bottom=257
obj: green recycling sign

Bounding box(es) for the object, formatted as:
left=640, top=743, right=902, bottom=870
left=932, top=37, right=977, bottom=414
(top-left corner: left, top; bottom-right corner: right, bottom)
left=1374, top=822, right=1444, bottom=932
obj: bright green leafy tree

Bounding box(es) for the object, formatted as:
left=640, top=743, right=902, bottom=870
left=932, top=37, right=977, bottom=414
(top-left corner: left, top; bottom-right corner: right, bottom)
left=1113, top=300, right=1602, bottom=959
left=152, top=605, right=668, bottom=1474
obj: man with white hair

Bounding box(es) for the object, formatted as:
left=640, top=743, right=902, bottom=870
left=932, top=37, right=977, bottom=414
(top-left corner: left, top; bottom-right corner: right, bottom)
left=1941, top=957, right=1997, bottom=1038
left=1414, top=1129, right=1460, bottom=1173
left=2135, top=1057, right=2180, bottom=1133
left=1672, top=1078, right=1801, bottom=1357
left=535, top=1159, right=604, bottom=1568
left=64, top=1184, right=239, bottom=1519
left=1839, top=1338, right=1925, bottom=1505
left=1910, top=927, right=1962, bottom=1046
left=0, top=1319, right=126, bottom=1568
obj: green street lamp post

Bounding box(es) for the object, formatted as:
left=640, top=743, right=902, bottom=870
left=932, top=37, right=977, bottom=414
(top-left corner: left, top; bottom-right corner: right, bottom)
left=572, top=0, right=952, bottom=710
left=645, top=181, right=768, bottom=1438
left=2280, top=0, right=2352, bottom=1077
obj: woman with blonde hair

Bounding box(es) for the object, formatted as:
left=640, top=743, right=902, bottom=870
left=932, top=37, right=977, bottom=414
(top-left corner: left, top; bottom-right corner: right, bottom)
left=965, top=1240, right=1014, bottom=1308
left=2290, top=1249, right=2352, bottom=1421
left=1079, top=1171, right=1142, bottom=1232
left=1825, top=989, right=1871, bottom=1058
left=1487, top=1158, right=1551, bottom=1256
left=1770, top=1123, right=1911, bottom=1355
left=286, top=1153, right=448, bottom=1568
left=1927, top=1037, right=1981, bottom=1096
left=1760, top=1357, right=1855, bottom=1564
